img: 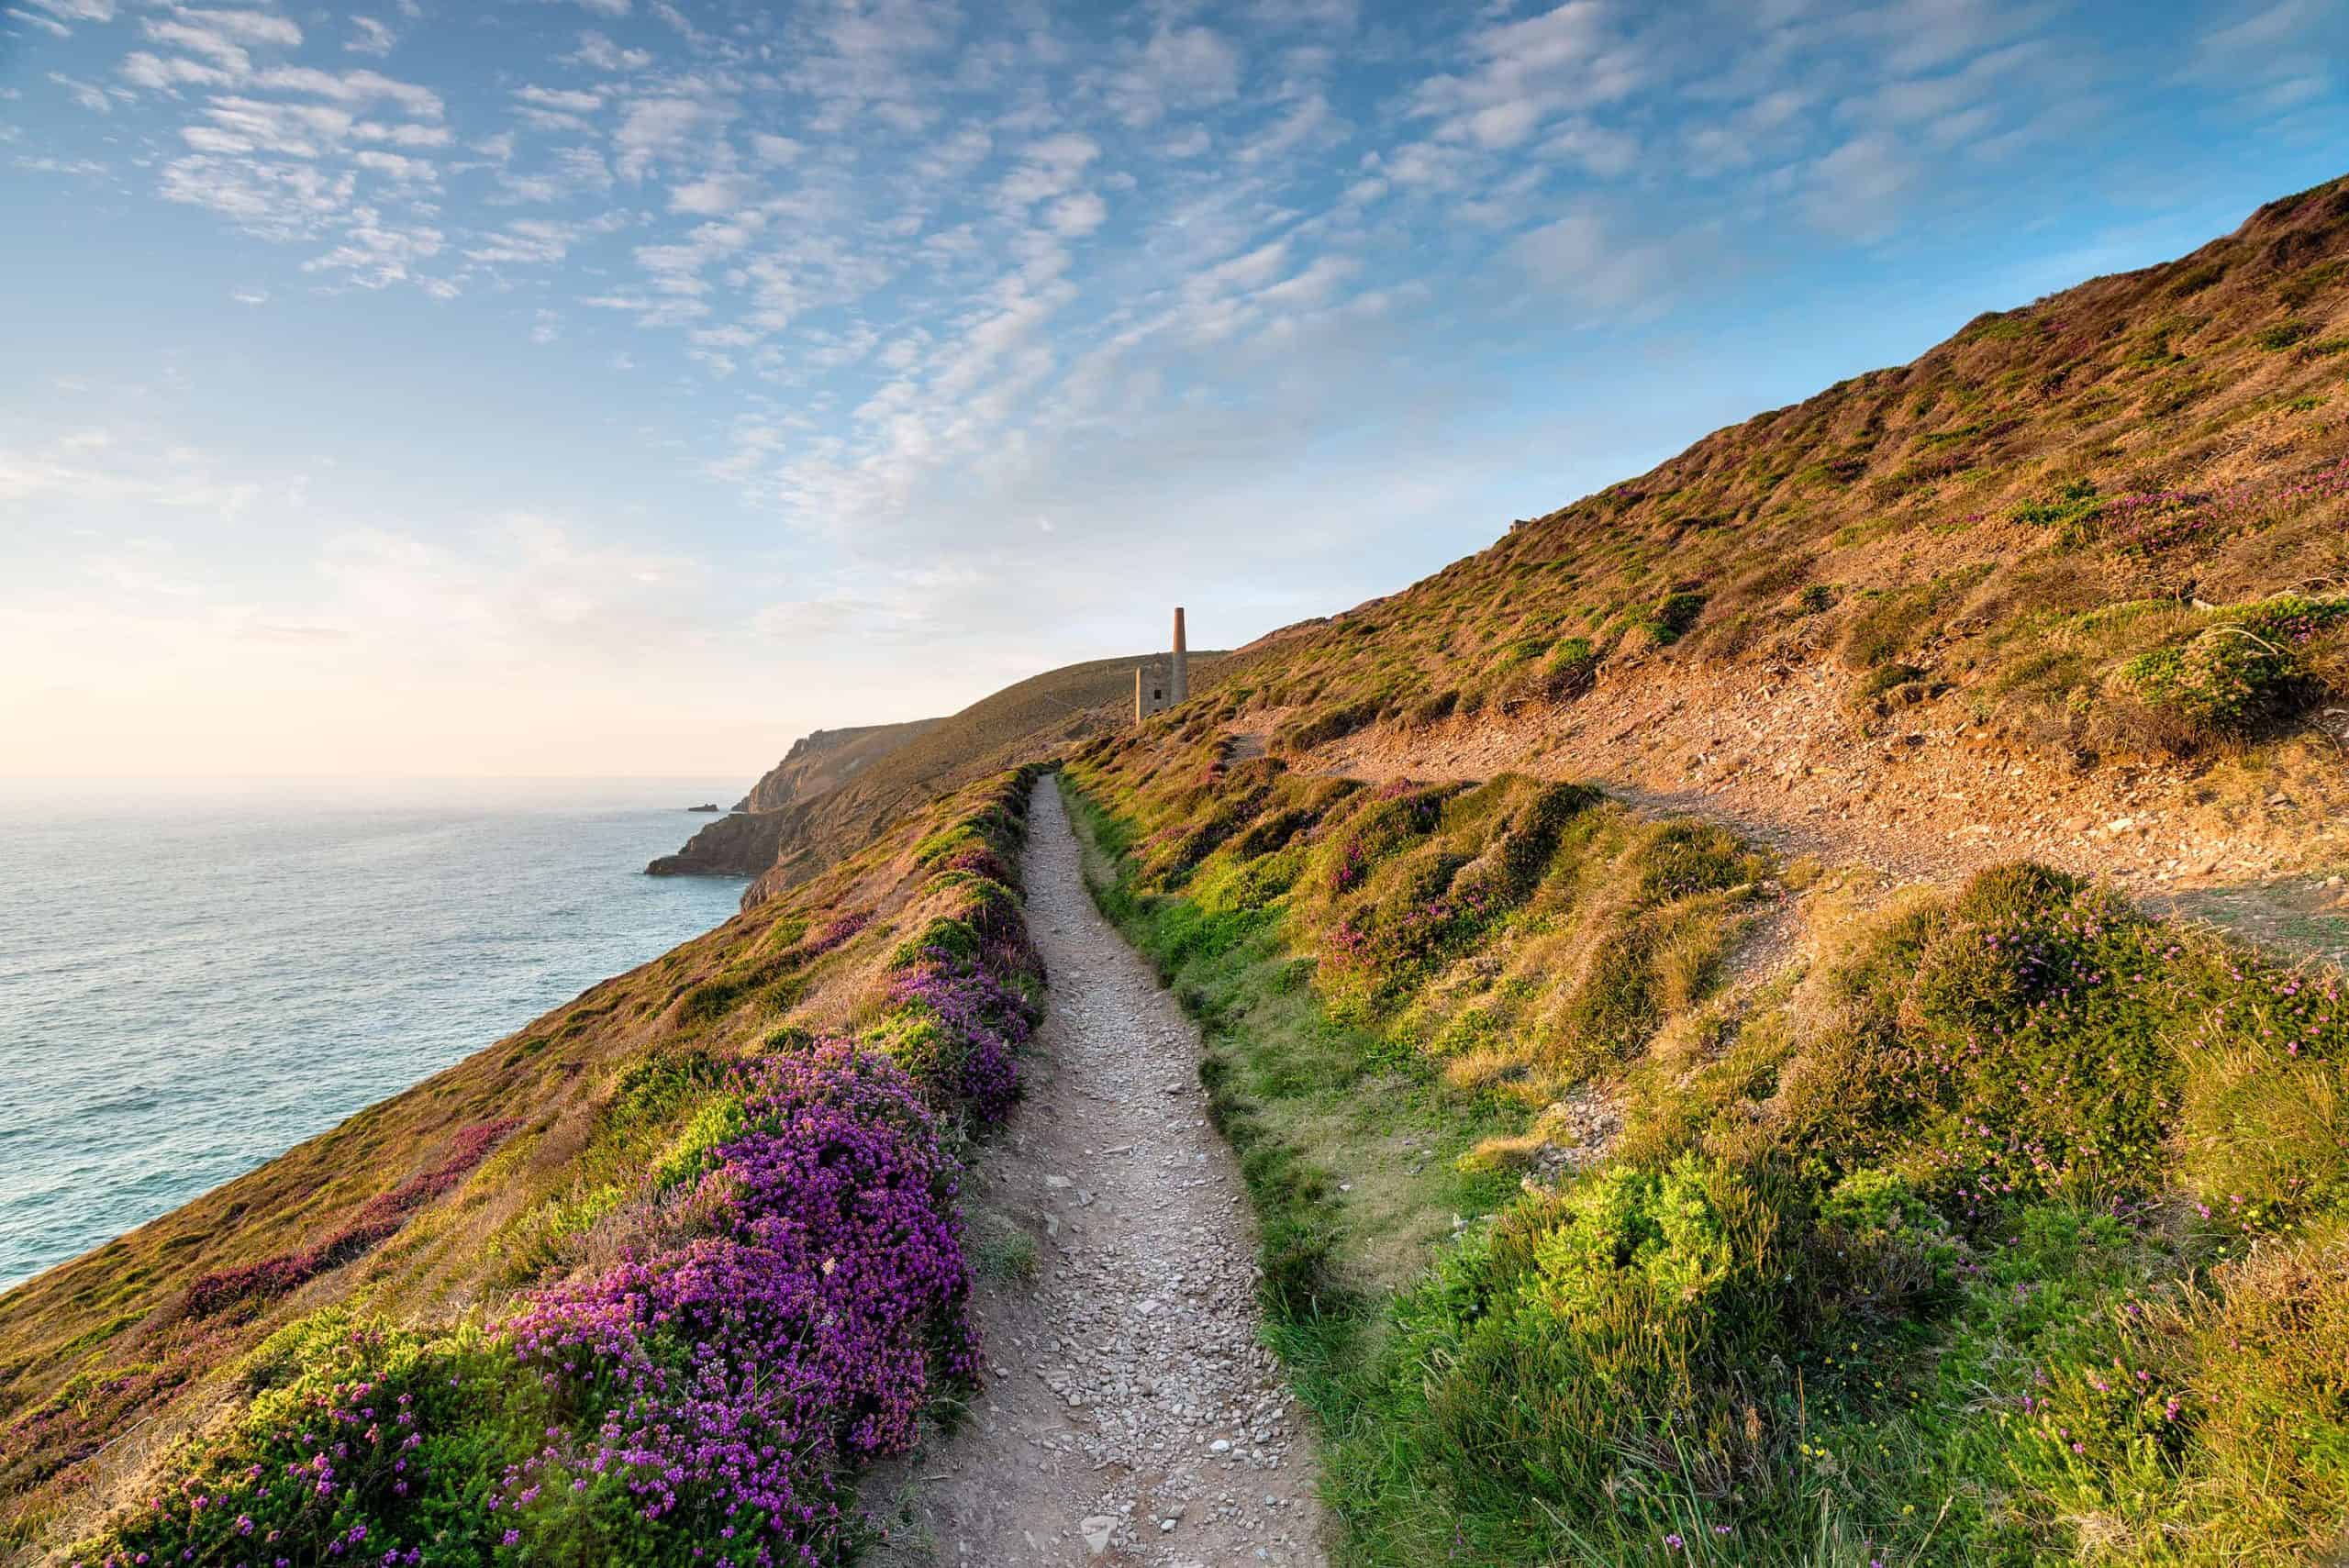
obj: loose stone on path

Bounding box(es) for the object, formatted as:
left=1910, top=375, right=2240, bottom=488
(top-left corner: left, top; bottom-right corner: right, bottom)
left=866, top=774, right=1327, bottom=1567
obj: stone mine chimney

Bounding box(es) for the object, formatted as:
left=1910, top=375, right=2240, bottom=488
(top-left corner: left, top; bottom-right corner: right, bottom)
left=1172, top=606, right=1189, bottom=705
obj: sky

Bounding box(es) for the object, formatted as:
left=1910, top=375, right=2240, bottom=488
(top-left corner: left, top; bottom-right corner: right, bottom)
left=0, top=0, right=2342, bottom=783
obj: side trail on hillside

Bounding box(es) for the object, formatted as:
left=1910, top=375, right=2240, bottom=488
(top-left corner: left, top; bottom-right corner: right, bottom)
left=874, top=777, right=1326, bottom=1568
left=1297, top=656, right=2349, bottom=965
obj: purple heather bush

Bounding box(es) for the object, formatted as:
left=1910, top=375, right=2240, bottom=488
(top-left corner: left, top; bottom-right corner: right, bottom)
left=801, top=909, right=872, bottom=957
left=880, top=949, right=1038, bottom=1126
left=490, top=1043, right=974, bottom=1565
left=89, top=1047, right=981, bottom=1568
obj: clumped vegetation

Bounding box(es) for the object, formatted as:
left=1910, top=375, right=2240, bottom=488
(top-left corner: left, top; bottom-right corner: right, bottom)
left=1065, top=717, right=2349, bottom=1566
left=1, top=771, right=1048, bottom=1564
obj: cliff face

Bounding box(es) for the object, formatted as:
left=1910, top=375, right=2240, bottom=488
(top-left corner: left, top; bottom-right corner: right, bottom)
left=738, top=651, right=1223, bottom=908
left=644, top=806, right=796, bottom=878
left=647, top=721, right=941, bottom=879
left=737, top=720, right=942, bottom=813
left=651, top=654, right=1226, bottom=894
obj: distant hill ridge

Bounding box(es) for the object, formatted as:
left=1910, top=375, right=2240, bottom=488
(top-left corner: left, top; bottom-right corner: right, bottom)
left=649, top=651, right=1225, bottom=896
left=737, top=721, right=941, bottom=813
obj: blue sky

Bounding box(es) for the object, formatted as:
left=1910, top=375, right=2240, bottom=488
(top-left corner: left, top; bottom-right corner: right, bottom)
left=1, top=0, right=2341, bottom=779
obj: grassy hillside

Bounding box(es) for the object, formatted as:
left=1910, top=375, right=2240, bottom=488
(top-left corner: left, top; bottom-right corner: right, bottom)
left=1210, top=176, right=2349, bottom=777
left=0, top=768, right=1049, bottom=1563
left=739, top=651, right=1221, bottom=905
left=1039, top=175, right=2349, bottom=1566
left=1063, top=723, right=2349, bottom=1565
left=739, top=721, right=944, bottom=814
left=10, top=170, right=2346, bottom=1568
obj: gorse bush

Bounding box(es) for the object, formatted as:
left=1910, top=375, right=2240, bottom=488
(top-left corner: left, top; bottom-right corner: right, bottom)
left=1530, top=1156, right=1734, bottom=1316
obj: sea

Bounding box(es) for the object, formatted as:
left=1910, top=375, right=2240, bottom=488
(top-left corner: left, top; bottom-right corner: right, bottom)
left=0, top=779, right=751, bottom=1293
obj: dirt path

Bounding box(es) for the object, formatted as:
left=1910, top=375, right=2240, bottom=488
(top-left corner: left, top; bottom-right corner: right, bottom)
left=871, top=775, right=1326, bottom=1568
left=1303, top=667, right=2349, bottom=965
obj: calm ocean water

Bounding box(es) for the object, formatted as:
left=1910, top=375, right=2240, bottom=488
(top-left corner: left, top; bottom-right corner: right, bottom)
left=0, top=782, right=750, bottom=1292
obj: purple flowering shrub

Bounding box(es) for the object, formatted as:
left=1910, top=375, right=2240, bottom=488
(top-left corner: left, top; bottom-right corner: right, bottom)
left=801, top=910, right=871, bottom=957
left=939, top=844, right=1010, bottom=883
left=87, top=1310, right=522, bottom=1568
left=871, top=841, right=1041, bottom=1124
left=490, top=1044, right=974, bottom=1564
left=877, top=950, right=1037, bottom=1126
left=85, top=1048, right=981, bottom=1568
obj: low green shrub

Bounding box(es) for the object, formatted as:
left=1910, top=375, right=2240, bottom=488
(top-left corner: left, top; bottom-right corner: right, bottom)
left=2119, top=594, right=2349, bottom=743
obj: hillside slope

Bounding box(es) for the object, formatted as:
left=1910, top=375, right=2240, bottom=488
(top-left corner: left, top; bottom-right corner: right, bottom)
left=1063, top=718, right=2349, bottom=1563
left=0, top=768, right=1050, bottom=1562
left=1042, top=174, right=2349, bottom=1567
left=1199, top=173, right=2349, bottom=915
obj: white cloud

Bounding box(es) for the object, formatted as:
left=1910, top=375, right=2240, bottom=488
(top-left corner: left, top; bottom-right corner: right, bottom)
left=352, top=149, right=434, bottom=182
left=141, top=19, right=250, bottom=72
left=184, top=97, right=356, bottom=158
left=2188, top=0, right=2336, bottom=110
left=19, top=0, right=115, bottom=25
left=251, top=66, right=444, bottom=118
left=1107, top=24, right=1242, bottom=126
left=1506, top=208, right=1710, bottom=320
left=515, top=84, right=602, bottom=114
left=1044, top=189, right=1107, bottom=237
left=996, top=131, right=1098, bottom=208
left=15, top=154, right=109, bottom=176
left=304, top=214, right=444, bottom=287
left=614, top=95, right=729, bottom=179
left=160, top=152, right=355, bottom=235
left=50, top=72, right=114, bottom=113
left=1804, top=132, right=1919, bottom=238
left=347, top=16, right=395, bottom=55
left=1412, top=2, right=1644, bottom=148
left=564, top=30, right=652, bottom=71
left=178, top=9, right=301, bottom=48
left=469, top=218, right=584, bottom=265
left=120, top=50, right=236, bottom=91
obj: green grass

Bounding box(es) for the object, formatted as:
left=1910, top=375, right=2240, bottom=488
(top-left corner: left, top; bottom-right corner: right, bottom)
left=1061, top=709, right=2349, bottom=1565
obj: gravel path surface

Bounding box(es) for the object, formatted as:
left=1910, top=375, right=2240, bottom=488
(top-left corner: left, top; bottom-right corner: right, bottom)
left=874, top=775, right=1327, bottom=1567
